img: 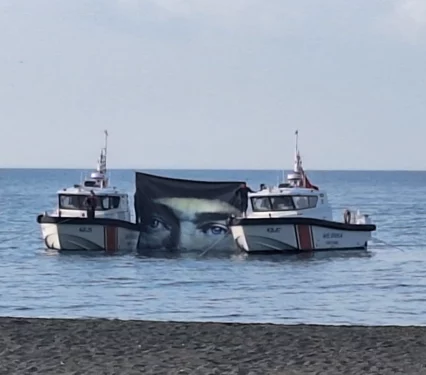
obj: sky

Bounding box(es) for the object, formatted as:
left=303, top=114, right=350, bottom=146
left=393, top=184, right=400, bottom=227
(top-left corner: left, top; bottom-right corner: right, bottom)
left=0, top=0, right=426, bottom=170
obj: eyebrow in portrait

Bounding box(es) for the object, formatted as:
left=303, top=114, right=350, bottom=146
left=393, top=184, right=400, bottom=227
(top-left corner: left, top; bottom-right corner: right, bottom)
left=194, top=212, right=233, bottom=224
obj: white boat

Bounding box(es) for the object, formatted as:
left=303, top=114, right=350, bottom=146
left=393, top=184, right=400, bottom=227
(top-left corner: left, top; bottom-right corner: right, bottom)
left=228, top=131, right=377, bottom=253
left=36, top=131, right=140, bottom=252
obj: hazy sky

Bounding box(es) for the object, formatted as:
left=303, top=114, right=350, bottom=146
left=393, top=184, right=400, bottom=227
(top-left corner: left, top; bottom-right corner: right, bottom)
left=1, top=0, right=425, bottom=170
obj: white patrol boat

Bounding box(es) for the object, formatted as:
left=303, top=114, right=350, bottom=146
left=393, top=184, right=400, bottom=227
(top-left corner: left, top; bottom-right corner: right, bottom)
left=36, top=131, right=140, bottom=252
left=228, top=131, right=376, bottom=253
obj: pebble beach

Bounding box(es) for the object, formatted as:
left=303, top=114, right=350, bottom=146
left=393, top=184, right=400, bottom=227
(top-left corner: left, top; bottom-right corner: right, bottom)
left=1, top=317, right=426, bottom=374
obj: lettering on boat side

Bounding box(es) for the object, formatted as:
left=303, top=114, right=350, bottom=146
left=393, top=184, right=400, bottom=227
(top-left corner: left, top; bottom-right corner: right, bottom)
left=325, top=241, right=339, bottom=245
left=323, top=232, right=342, bottom=239
left=79, top=227, right=92, bottom=233
left=267, top=227, right=281, bottom=233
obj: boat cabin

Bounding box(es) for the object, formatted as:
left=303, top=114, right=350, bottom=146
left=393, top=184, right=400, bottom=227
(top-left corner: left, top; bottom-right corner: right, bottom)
left=244, top=130, right=335, bottom=220
left=49, top=131, right=132, bottom=222
left=55, top=186, right=131, bottom=221
left=247, top=187, right=333, bottom=220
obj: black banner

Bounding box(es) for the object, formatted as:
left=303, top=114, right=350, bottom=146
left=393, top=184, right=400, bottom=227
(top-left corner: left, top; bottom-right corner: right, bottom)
left=134, top=172, right=244, bottom=251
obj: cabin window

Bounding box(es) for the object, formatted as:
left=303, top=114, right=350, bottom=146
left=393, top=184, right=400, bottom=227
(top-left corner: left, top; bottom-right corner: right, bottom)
left=58, top=194, right=121, bottom=211
left=251, top=197, right=272, bottom=211
left=250, top=195, right=317, bottom=212
left=293, top=196, right=318, bottom=209
left=110, top=196, right=121, bottom=208
left=83, top=180, right=97, bottom=187
left=251, top=196, right=295, bottom=212
left=100, top=196, right=121, bottom=209
left=101, top=197, right=111, bottom=209
left=59, top=195, right=87, bottom=210
left=271, top=196, right=295, bottom=210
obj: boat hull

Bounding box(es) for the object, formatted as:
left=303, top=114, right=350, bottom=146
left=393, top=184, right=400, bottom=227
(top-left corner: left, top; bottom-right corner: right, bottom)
left=37, top=215, right=140, bottom=252
left=228, top=217, right=376, bottom=253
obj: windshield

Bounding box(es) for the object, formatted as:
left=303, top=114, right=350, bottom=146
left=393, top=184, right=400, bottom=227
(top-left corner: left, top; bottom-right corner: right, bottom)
left=251, top=195, right=317, bottom=212
left=59, top=194, right=121, bottom=211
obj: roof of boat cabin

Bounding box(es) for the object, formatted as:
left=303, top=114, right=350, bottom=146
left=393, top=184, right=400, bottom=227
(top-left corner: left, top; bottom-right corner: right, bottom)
left=56, top=185, right=128, bottom=196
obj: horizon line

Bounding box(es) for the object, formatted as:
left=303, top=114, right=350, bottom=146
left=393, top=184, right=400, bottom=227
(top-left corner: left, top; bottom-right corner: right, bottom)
left=0, top=167, right=425, bottom=172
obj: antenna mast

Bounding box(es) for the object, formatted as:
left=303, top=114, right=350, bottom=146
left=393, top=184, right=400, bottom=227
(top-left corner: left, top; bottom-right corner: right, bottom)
left=103, top=129, right=108, bottom=173
left=295, top=129, right=299, bottom=156
left=97, top=131, right=108, bottom=172
left=293, top=129, right=301, bottom=173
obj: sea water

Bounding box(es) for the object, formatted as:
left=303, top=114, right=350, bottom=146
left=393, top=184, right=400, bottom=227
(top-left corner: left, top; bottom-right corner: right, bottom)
left=0, top=168, right=425, bottom=325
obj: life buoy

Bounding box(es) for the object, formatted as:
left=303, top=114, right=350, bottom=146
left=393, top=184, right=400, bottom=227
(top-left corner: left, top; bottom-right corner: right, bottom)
left=343, top=209, right=351, bottom=224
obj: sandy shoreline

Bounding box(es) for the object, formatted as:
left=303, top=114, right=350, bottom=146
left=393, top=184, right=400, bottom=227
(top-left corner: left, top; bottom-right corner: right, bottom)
left=0, top=318, right=426, bottom=374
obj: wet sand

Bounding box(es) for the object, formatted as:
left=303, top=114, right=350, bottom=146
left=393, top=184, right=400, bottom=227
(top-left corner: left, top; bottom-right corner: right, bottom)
left=0, top=317, right=426, bottom=374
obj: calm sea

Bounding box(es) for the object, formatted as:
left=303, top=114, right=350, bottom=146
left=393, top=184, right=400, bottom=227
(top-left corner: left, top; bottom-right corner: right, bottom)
left=0, top=168, right=425, bottom=325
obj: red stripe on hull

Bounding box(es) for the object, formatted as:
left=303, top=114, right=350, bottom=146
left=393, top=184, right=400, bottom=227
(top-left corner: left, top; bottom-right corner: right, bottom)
left=296, top=225, right=314, bottom=250
left=104, top=226, right=117, bottom=253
